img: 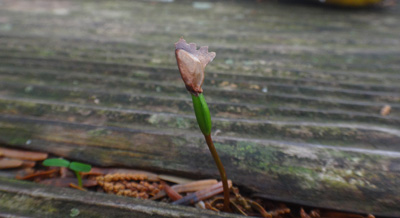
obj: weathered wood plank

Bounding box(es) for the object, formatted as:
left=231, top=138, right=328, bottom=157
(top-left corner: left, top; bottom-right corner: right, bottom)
left=1, top=55, right=399, bottom=95
left=0, top=97, right=399, bottom=150
left=0, top=177, right=242, bottom=218
left=1, top=62, right=400, bottom=105
left=1, top=80, right=399, bottom=122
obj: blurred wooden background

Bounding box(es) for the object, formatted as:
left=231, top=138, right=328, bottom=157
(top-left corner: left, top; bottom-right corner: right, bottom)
left=0, top=0, right=399, bottom=216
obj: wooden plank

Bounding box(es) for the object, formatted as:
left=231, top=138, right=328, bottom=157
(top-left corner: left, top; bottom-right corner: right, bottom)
left=0, top=177, right=242, bottom=218
left=0, top=97, right=399, bottom=150
left=0, top=79, right=399, bottom=127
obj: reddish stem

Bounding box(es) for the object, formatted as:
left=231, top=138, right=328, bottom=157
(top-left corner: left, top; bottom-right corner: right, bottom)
left=204, top=134, right=231, bottom=212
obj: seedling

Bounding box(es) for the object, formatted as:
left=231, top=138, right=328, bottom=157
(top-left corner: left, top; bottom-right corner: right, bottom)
left=42, top=158, right=92, bottom=188
left=175, top=38, right=230, bottom=211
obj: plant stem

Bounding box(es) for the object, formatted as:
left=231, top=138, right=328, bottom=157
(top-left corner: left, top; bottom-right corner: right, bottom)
left=74, top=171, right=83, bottom=188
left=204, top=134, right=230, bottom=212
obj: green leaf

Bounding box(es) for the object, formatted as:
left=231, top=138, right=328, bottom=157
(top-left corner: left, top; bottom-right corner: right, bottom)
left=192, top=93, right=212, bottom=136
left=42, top=158, right=70, bottom=167
left=69, top=162, right=92, bottom=172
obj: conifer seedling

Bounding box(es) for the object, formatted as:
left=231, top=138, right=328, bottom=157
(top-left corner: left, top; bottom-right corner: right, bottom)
left=43, top=158, right=91, bottom=188
left=175, top=38, right=230, bottom=211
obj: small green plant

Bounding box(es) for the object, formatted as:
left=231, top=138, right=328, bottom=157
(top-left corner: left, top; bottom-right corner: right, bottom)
left=42, top=158, right=92, bottom=188
left=175, top=38, right=230, bottom=211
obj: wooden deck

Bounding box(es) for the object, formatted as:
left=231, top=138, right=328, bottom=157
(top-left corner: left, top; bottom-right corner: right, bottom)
left=0, top=0, right=399, bottom=216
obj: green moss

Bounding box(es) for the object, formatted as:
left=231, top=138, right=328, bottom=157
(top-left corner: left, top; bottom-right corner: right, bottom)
left=214, top=141, right=279, bottom=172
left=0, top=193, right=58, bottom=215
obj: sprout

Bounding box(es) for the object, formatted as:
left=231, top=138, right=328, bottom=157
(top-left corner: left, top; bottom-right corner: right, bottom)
left=43, top=158, right=91, bottom=188
left=175, top=38, right=230, bottom=212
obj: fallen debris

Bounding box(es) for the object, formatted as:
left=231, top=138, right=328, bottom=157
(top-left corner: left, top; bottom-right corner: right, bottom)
left=172, top=181, right=232, bottom=205
left=0, top=147, right=48, bottom=161
left=96, top=173, right=162, bottom=199
left=40, top=178, right=98, bottom=187
left=0, top=158, right=23, bottom=169
left=380, top=105, right=391, bottom=116
left=17, top=168, right=59, bottom=180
